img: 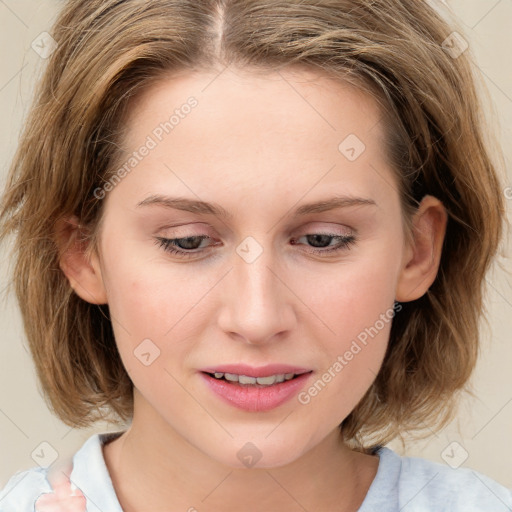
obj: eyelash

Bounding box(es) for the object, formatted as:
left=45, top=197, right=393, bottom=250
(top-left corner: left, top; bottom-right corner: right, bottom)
left=154, top=232, right=357, bottom=259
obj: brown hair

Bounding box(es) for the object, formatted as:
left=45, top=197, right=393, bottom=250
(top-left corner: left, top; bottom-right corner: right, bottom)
left=0, top=0, right=507, bottom=450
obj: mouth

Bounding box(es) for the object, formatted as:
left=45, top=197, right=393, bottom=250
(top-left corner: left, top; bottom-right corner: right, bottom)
left=202, top=371, right=308, bottom=387
left=199, top=368, right=313, bottom=412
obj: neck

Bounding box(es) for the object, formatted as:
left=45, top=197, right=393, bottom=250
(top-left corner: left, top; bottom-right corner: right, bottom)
left=103, top=395, right=379, bottom=512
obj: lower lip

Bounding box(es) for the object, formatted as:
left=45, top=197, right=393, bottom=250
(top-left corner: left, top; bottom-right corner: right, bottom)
left=200, top=372, right=312, bottom=412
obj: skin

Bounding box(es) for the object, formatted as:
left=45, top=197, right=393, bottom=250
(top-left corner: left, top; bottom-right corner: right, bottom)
left=58, top=66, right=447, bottom=512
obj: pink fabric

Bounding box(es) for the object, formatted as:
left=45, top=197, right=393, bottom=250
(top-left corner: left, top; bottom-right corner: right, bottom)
left=34, top=461, right=86, bottom=512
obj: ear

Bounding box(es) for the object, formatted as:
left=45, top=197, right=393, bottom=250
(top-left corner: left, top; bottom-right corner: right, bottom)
left=395, top=195, right=448, bottom=302
left=55, top=216, right=108, bottom=305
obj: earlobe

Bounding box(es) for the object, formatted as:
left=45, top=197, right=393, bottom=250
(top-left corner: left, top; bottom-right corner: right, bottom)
left=395, top=195, right=448, bottom=303
left=55, top=216, right=108, bottom=305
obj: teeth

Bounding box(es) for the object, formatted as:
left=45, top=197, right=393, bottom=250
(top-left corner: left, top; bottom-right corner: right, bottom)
left=210, top=372, right=299, bottom=386
left=256, top=375, right=277, bottom=385
left=239, top=374, right=258, bottom=384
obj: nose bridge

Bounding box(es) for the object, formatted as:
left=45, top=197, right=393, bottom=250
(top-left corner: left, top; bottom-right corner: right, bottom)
left=218, top=236, right=294, bottom=343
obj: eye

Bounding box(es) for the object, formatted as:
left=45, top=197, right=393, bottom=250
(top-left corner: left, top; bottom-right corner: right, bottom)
left=155, top=235, right=214, bottom=259
left=291, top=233, right=357, bottom=255
left=155, top=231, right=357, bottom=259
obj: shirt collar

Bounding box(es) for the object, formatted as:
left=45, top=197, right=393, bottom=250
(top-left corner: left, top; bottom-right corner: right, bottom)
left=70, top=431, right=125, bottom=512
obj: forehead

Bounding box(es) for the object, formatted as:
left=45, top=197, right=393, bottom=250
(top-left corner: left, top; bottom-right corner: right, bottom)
left=124, top=66, right=385, bottom=146
left=111, top=66, right=397, bottom=214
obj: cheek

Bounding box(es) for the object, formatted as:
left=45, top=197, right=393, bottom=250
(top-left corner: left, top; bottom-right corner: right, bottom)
left=100, top=246, right=218, bottom=380
left=99, top=232, right=196, bottom=334
left=301, top=246, right=399, bottom=340
left=294, top=246, right=399, bottom=400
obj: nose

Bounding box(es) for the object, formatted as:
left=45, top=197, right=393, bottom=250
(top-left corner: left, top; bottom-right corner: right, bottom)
left=217, top=240, right=296, bottom=345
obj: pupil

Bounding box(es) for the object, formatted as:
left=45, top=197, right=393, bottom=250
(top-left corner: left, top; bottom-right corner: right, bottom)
left=307, top=234, right=331, bottom=248
left=178, top=236, right=203, bottom=250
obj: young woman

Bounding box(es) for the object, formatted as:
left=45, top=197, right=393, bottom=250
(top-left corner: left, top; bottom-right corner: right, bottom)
left=1, top=1, right=510, bottom=510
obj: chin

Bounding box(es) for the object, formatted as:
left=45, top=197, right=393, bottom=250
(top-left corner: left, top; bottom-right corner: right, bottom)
left=205, top=434, right=309, bottom=470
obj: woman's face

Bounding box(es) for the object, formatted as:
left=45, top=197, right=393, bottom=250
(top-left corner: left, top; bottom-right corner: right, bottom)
left=92, top=66, right=412, bottom=467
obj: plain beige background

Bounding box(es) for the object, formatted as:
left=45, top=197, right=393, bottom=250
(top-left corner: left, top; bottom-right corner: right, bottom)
left=1, top=0, right=511, bottom=491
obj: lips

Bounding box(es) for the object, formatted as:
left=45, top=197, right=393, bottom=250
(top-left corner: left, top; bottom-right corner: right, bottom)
left=199, top=363, right=311, bottom=378
left=199, top=364, right=313, bottom=412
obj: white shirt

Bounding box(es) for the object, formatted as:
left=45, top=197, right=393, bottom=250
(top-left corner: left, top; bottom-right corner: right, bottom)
left=1, top=431, right=511, bottom=511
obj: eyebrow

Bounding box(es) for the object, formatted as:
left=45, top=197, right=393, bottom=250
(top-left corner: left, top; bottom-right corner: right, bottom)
left=136, top=194, right=377, bottom=218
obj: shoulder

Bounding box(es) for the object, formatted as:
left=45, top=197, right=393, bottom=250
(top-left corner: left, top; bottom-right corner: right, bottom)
left=367, top=446, right=512, bottom=512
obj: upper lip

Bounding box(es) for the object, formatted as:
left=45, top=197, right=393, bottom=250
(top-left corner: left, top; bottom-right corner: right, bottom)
left=200, top=364, right=312, bottom=378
